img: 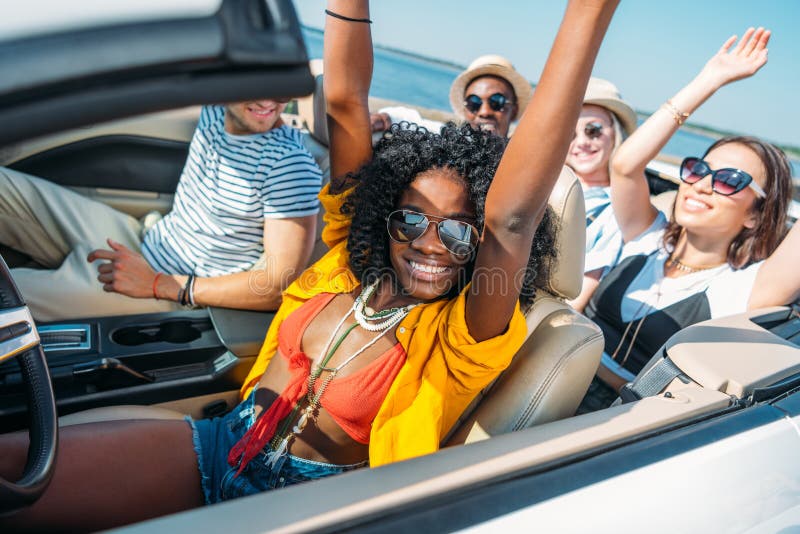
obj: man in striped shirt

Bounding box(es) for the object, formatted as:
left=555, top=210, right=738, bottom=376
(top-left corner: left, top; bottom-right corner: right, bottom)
left=0, top=100, right=322, bottom=321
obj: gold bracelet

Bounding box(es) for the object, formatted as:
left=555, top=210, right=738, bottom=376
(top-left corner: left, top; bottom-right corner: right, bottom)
left=662, top=99, right=690, bottom=126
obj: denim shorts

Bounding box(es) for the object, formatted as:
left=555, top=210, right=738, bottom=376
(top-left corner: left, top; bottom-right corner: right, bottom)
left=186, top=393, right=367, bottom=504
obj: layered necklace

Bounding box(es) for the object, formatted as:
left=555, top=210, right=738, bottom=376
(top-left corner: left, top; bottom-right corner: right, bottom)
left=268, top=279, right=417, bottom=467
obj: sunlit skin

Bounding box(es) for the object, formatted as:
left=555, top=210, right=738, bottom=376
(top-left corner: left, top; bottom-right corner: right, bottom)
left=225, top=99, right=288, bottom=135
left=566, top=104, right=616, bottom=187
left=254, top=169, right=474, bottom=464
left=673, top=142, right=765, bottom=246
left=462, top=76, right=517, bottom=137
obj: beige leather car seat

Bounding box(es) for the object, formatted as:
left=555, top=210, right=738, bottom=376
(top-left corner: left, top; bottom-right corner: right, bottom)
left=295, top=59, right=332, bottom=264
left=446, top=166, right=604, bottom=445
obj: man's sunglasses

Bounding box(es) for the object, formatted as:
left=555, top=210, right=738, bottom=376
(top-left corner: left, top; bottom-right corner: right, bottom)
left=463, top=93, right=514, bottom=114
left=386, top=210, right=479, bottom=256
left=679, top=157, right=766, bottom=198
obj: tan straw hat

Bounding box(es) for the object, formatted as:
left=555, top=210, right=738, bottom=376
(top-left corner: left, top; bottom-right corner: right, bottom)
left=584, top=77, right=638, bottom=136
left=449, top=55, right=533, bottom=120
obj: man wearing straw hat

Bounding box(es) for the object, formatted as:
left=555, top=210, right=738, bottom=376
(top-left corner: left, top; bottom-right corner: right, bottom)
left=371, top=54, right=533, bottom=139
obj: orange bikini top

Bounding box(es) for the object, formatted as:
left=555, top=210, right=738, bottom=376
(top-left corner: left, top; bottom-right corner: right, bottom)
left=229, top=293, right=406, bottom=472
left=228, top=293, right=406, bottom=475
left=277, top=292, right=406, bottom=444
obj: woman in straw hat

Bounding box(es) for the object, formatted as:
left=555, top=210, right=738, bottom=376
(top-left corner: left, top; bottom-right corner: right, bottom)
left=579, top=27, right=800, bottom=411
left=566, top=77, right=639, bottom=311
left=0, top=0, right=619, bottom=530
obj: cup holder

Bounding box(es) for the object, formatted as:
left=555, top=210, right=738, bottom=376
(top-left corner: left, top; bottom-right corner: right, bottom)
left=111, top=319, right=212, bottom=346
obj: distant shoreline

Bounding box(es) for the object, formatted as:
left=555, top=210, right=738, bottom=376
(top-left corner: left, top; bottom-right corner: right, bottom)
left=637, top=111, right=800, bottom=158
left=302, top=26, right=466, bottom=72
left=303, top=25, right=799, bottom=156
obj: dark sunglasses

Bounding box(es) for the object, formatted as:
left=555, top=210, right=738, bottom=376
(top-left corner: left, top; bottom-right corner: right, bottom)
left=581, top=121, right=605, bottom=139
left=679, top=157, right=766, bottom=198
left=463, top=93, right=514, bottom=114
left=386, top=210, right=479, bottom=256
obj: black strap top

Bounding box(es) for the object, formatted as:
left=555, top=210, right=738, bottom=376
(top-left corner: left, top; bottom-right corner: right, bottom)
left=585, top=254, right=711, bottom=375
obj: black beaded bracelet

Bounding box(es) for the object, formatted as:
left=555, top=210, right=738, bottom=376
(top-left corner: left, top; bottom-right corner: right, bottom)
left=324, top=9, right=371, bottom=24
left=180, top=274, right=194, bottom=306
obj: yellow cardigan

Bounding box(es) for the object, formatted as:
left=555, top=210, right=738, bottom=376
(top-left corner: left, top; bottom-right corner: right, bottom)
left=241, top=184, right=527, bottom=467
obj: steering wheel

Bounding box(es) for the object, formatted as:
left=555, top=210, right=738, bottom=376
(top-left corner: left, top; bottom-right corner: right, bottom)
left=0, top=255, right=57, bottom=513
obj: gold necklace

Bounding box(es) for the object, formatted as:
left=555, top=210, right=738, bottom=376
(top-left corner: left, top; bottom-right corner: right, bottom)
left=666, top=255, right=724, bottom=274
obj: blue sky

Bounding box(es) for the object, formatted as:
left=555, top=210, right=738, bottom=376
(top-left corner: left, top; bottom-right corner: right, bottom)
left=294, top=1, right=799, bottom=148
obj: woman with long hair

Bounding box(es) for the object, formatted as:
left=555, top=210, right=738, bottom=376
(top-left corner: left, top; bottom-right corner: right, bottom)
left=582, top=27, right=800, bottom=409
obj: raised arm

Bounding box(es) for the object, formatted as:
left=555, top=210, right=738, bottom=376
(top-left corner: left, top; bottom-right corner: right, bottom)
left=610, top=28, right=770, bottom=242
left=466, top=0, right=618, bottom=341
left=324, top=0, right=375, bottom=193
left=748, top=223, right=800, bottom=309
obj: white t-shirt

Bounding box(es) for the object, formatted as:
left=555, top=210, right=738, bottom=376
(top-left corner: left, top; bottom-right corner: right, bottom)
left=617, top=216, right=763, bottom=322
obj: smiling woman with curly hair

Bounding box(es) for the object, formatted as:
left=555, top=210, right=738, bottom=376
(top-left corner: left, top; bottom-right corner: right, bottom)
left=0, top=0, right=619, bottom=530
left=344, top=122, right=557, bottom=308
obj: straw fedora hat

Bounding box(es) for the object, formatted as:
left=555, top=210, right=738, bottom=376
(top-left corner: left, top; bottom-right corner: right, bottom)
left=449, top=55, right=533, bottom=120
left=583, top=77, right=637, bottom=136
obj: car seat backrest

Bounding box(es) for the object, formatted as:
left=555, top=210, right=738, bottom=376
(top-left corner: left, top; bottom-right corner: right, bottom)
left=294, top=59, right=334, bottom=265
left=445, top=166, right=604, bottom=446
left=296, top=59, right=329, bottom=149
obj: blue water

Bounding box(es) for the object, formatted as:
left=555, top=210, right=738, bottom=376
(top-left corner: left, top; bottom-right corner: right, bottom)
left=303, top=29, right=799, bottom=176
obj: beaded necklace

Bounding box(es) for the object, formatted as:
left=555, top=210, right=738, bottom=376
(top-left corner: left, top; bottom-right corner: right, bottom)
left=267, top=279, right=416, bottom=467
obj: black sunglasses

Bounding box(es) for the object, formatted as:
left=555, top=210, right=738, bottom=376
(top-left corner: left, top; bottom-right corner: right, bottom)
left=386, top=210, right=479, bottom=256
left=463, top=93, right=514, bottom=114
left=581, top=121, right=605, bottom=139
left=679, top=157, right=766, bottom=198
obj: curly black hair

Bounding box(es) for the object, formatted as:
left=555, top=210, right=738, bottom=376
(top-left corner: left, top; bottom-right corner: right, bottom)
left=342, top=122, right=558, bottom=308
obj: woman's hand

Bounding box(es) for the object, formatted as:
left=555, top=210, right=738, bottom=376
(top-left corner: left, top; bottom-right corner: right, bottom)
left=609, top=26, right=771, bottom=244
left=698, top=27, right=770, bottom=90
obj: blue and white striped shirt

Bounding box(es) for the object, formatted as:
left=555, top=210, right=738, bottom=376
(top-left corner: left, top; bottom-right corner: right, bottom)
left=142, top=106, right=322, bottom=277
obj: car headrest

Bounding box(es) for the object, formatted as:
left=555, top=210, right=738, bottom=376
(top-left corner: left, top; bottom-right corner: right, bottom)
left=296, top=59, right=328, bottom=147
left=535, top=166, right=586, bottom=300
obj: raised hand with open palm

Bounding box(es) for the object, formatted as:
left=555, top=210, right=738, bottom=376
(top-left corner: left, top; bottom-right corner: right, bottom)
left=699, top=27, right=770, bottom=88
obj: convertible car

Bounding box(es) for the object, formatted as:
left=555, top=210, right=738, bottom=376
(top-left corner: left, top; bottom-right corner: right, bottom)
left=1, top=1, right=799, bottom=532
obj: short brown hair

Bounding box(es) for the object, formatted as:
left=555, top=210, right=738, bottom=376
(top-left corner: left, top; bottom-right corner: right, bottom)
left=662, top=136, right=793, bottom=269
